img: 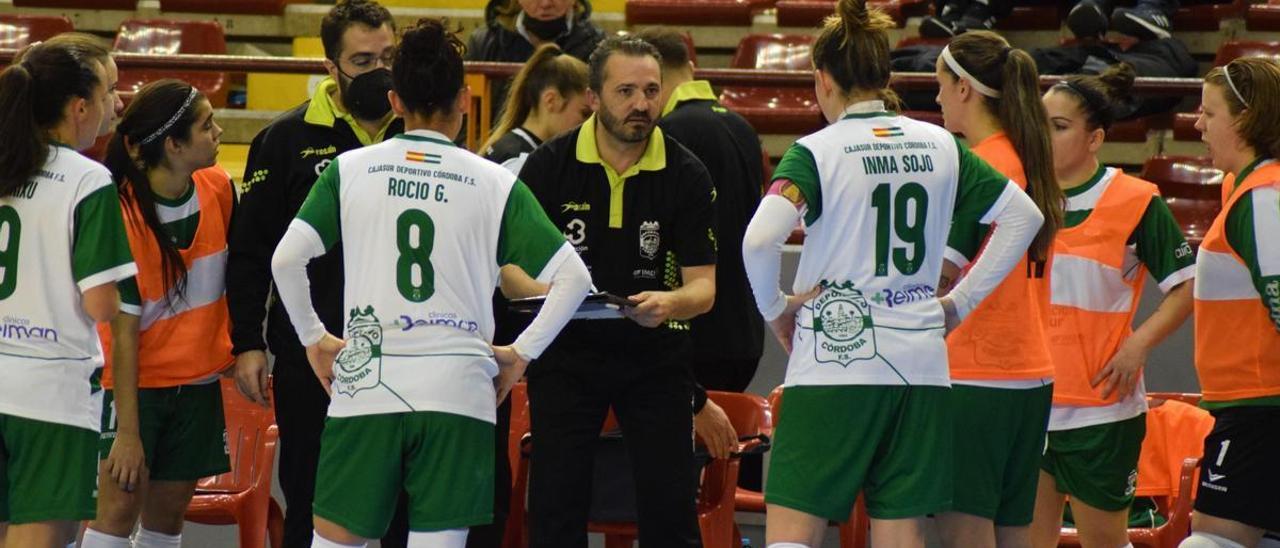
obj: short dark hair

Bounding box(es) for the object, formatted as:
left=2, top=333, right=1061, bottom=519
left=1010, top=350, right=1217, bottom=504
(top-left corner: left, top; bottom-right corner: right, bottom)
left=632, top=28, right=690, bottom=71
left=321, top=0, right=396, bottom=61
left=393, top=18, right=466, bottom=119
left=587, top=35, right=662, bottom=93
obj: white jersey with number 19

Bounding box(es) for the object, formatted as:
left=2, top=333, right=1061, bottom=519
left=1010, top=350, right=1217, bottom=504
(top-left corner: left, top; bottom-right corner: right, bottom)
left=772, top=104, right=1019, bottom=388
left=287, top=129, right=574, bottom=423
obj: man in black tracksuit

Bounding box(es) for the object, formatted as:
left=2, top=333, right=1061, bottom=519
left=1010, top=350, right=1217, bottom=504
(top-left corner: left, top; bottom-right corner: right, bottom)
left=226, top=2, right=405, bottom=546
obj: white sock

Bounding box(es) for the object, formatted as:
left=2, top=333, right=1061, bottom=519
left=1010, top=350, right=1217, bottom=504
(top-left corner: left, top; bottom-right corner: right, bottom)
left=767, top=544, right=811, bottom=548
left=311, top=532, right=368, bottom=548
left=80, top=528, right=132, bottom=548
left=407, top=528, right=469, bottom=548
left=133, top=528, right=181, bottom=548
left=1179, top=532, right=1247, bottom=548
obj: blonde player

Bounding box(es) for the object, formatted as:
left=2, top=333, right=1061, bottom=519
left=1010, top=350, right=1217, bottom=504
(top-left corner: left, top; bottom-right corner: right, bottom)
left=0, top=42, right=135, bottom=547
left=741, top=0, right=1044, bottom=546
left=271, top=19, right=590, bottom=548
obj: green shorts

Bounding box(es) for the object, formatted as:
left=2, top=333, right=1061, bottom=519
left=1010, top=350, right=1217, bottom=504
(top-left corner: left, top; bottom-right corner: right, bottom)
left=314, top=411, right=494, bottom=539
left=1041, top=414, right=1146, bottom=512
left=100, top=382, right=230, bottom=482
left=0, top=413, right=97, bottom=523
left=765, top=385, right=953, bottom=522
left=950, top=383, right=1053, bottom=526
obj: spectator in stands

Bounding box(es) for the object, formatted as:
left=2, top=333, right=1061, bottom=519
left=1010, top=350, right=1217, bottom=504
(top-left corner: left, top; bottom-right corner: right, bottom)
left=933, top=30, right=1064, bottom=548
left=517, top=35, right=717, bottom=548
left=1066, top=0, right=1177, bottom=41
left=1180, top=56, right=1280, bottom=548
left=481, top=43, right=591, bottom=173
left=225, top=1, right=409, bottom=547
left=920, top=0, right=1010, bottom=38
left=1031, top=62, right=1195, bottom=548
left=634, top=26, right=764, bottom=463
left=467, top=0, right=606, bottom=122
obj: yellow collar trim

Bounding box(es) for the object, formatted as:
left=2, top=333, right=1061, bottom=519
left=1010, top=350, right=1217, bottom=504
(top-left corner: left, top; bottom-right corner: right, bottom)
left=303, top=77, right=396, bottom=146
left=575, top=115, right=666, bottom=228
left=661, top=80, right=717, bottom=117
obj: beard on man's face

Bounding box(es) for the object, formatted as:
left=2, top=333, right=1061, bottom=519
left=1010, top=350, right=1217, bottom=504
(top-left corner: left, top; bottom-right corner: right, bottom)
left=598, top=103, right=654, bottom=144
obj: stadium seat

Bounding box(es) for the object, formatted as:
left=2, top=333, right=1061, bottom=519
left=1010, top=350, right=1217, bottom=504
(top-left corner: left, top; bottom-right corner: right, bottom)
left=1245, top=0, right=1280, bottom=31
left=1058, top=396, right=1210, bottom=548
left=775, top=0, right=929, bottom=28
left=1172, top=110, right=1200, bottom=142
left=733, top=387, right=871, bottom=548
left=185, top=377, right=284, bottom=548
left=502, top=383, right=531, bottom=548
left=12, top=0, right=136, bottom=9
left=1141, top=155, right=1223, bottom=246
left=159, top=0, right=306, bottom=15
left=719, top=34, right=825, bottom=135
left=1212, top=40, right=1280, bottom=66
left=1171, top=0, right=1249, bottom=31
left=993, top=4, right=1062, bottom=30
left=113, top=19, right=229, bottom=107
left=626, top=0, right=767, bottom=26
left=0, top=14, right=73, bottom=50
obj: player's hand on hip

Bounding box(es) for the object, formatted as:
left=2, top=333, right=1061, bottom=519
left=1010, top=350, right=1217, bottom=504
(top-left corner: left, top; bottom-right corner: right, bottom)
left=769, top=285, right=821, bottom=354
left=695, top=399, right=738, bottom=460
left=492, top=345, right=529, bottom=405
left=105, top=432, right=148, bottom=493
left=306, top=334, right=346, bottom=396
left=1092, top=336, right=1148, bottom=400
left=939, top=295, right=961, bottom=335
left=234, top=350, right=271, bottom=407
left=625, top=291, right=675, bottom=328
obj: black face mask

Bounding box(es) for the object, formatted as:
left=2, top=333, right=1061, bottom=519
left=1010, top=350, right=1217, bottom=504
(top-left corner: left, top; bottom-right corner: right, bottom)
left=523, top=13, right=569, bottom=41
left=336, top=66, right=393, bottom=121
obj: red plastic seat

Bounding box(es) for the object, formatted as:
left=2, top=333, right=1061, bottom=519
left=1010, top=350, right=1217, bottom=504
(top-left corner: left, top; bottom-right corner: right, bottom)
left=775, top=0, right=926, bottom=27
left=626, top=0, right=768, bottom=26
left=993, top=4, right=1062, bottom=30
left=1213, top=40, right=1280, bottom=66
left=0, top=14, right=73, bottom=49
left=185, top=377, right=284, bottom=548
left=13, top=0, right=136, bottom=9
left=1171, top=0, right=1248, bottom=31
left=1245, top=2, right=1280, bottom=31
left=1058, top=395, right=1210, bottom=548
left=719, top=34, right=824, bottom=135
left=113, top=19, right=229, bottom=107
left=159, top=0, right=305, bottom=15
left=1141, top=155, right=1223, bottom=246
left=1172, top=110, right=1200, bottom=142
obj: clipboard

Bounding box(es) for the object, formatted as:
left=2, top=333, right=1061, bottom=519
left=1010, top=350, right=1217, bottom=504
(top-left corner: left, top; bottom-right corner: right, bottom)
left=509, top=292, right=634, bottom=320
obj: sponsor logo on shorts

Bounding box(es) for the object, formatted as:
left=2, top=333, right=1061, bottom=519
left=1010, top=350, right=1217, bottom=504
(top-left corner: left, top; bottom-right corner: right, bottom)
left=394, top=312, right=479, bottom=333
left=639, top=221, right=661, bottom=260
left=1206, top=471, right=1227, bottom=483
left=0, top=316, right=58, bottom=342
left=334, top=306, right=383, bottom=397
left=1126, top=469, right=1138, bottom=497
left=813, top=280, right=877, bottom=367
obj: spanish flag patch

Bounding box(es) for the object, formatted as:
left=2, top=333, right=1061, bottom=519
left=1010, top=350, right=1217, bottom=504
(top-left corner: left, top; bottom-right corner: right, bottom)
left=873, top=127, right=904, bottom=138
left=405, top=151, right=442, bottom=164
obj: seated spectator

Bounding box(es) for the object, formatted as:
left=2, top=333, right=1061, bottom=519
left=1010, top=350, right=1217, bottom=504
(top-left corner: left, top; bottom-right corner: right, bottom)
left=919, top=0, right=1009, bottom=37
left=468, top=0, right=606, bottom=122
left=1067, top=0, right=1177, bottom=41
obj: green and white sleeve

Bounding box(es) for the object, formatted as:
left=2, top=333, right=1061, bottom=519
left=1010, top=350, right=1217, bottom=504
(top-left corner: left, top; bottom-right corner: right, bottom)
left=72, top=175, right=136, bottom=291
left=770, top=144, right=822, bottom=226
left=1132, top=196, right=1196, bottom=293
left=945, top=138, right=1022, bottom=268
left=499, top=180, right=591, bottom=360
left=271, top=159, right=342, bottom=346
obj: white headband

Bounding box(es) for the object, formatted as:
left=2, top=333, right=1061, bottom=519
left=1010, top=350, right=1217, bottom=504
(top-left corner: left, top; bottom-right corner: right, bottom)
left=941, top=45, right=1001, bottom=99
left=139, top=87, right=199, bottom=146
left=1223, top=63, right=1250, bottom=108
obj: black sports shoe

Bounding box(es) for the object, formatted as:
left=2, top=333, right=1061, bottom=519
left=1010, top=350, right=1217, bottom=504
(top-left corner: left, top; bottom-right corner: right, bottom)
left=920, top=2, right=966, bottom=37
left=956, top=2, right=996, bottom=33
left=1110, top=3, right=1173, bottom=40
left=1067, top=0, right=1109, bottom=38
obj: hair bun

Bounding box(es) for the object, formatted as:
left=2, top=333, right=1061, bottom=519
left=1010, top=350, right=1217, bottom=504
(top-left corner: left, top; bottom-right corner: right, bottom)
left=1097, top=62, right=1136, bottom=100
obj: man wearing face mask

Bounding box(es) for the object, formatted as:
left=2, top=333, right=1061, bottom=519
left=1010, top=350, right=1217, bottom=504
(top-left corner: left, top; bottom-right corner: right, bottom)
left=226, top=1, right=406, bottom=547
left=468, top=0, right=605, bottom=122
